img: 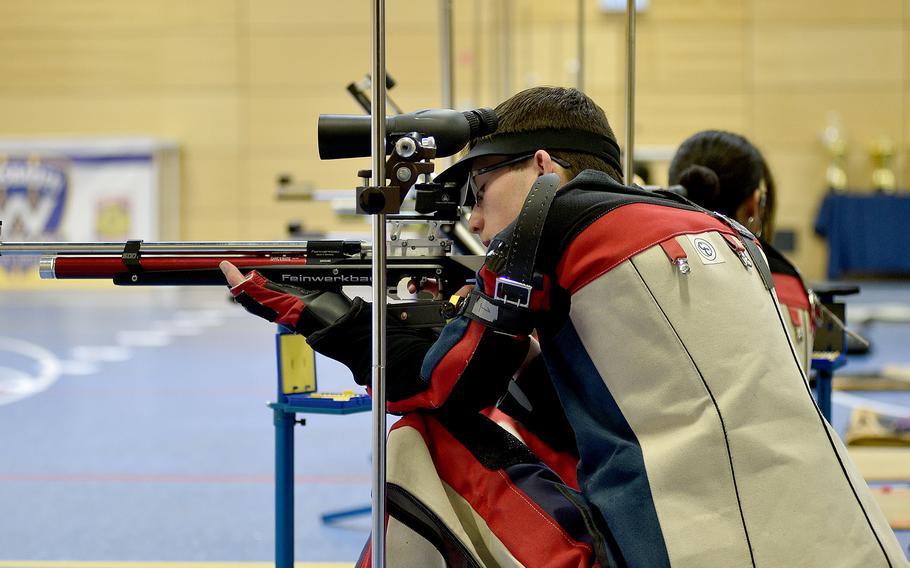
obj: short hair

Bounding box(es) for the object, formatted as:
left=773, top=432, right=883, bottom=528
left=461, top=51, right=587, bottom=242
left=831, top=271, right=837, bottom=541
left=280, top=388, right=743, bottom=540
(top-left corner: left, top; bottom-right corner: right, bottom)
left=668, top=130, right=776, bottom=238
left=475, top=86, right=623, bottom=182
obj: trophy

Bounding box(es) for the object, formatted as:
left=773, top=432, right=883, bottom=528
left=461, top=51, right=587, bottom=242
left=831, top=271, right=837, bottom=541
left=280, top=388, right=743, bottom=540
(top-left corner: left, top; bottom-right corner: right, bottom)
left=869, top=136, right=896, bottom=193
left=821, top=113, right=848, bottom=191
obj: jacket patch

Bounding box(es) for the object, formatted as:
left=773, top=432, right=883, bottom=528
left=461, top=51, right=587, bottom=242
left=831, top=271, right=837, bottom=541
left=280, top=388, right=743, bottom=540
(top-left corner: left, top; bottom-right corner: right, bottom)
left=687, top=234, right=725, bottom=265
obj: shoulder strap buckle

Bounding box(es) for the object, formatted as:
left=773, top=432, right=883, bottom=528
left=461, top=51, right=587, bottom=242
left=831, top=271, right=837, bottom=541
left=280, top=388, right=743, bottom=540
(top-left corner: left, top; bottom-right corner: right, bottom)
left=494, top=276, right=532, bottom=308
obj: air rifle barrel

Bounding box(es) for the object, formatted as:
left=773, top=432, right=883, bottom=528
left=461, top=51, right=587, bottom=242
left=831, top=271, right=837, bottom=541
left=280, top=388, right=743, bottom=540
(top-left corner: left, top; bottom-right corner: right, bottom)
left=0, top=240, right=370, bottom=257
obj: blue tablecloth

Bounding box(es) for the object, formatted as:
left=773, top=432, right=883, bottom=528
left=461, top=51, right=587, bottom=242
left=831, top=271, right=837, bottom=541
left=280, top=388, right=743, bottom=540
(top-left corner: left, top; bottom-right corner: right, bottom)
left=815, top=191, right=910, bottom=279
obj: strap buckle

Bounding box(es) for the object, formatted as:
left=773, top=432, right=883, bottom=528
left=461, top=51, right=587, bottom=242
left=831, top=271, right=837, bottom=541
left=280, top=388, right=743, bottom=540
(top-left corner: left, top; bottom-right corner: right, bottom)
left=494, top=276, right=532, bottom=308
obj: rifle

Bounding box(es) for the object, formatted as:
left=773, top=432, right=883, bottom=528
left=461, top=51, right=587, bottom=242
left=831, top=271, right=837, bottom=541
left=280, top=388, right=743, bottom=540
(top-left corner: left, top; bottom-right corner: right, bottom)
left=0, top=225, right=483, bottom=328
left=0, top=107, right=497, bottom=327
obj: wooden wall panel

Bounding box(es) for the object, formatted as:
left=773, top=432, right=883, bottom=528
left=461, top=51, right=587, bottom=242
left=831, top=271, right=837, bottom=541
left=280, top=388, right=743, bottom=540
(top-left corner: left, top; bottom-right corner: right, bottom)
left=512, top=25, right=568, bottom=91
left=637, top=0, right=746, bottom=22
left=181, top=152, right=243, bottom=211
left=0, top=0, right=238, bottom=33
left=248, top=34, right=369, bottom=90
left=246, top=95, right=337, bottom=151
left=581, top=20, right=625, bottom=92
left=520, top=1, right=574, bottom=25
left=247, top=31, right=442, bottom=93
left=0, top=36, right=237, bottom=92
left=636, top=25, right=746, bottom=92
left=752, top=1, right=903, bottom=23
left=635, top=93, right=748, bottom=146
left=0, top=95, right=240, bottom=150
left=751, top=91, right=905, bottom=165
left=760, top=149, right=833, bottom=279
left=752, top=27, right=903, bottom=88
left=181, top=212, right=247, bottom=241
left=245, top=0, right=435, bottom=30
left=155, top=96, right=242, bottom=150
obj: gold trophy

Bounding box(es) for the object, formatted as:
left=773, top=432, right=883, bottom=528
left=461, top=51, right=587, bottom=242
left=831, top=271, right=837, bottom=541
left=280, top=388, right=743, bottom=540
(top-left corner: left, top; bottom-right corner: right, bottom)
left=869, top=136, right=896, bottom=193
left=821, top=113, right=848, bottom=191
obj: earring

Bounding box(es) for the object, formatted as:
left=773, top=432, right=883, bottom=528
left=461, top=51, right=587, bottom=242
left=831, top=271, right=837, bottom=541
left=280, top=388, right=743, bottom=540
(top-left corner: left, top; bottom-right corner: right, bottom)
left=746, top=216, right=763, bottom=238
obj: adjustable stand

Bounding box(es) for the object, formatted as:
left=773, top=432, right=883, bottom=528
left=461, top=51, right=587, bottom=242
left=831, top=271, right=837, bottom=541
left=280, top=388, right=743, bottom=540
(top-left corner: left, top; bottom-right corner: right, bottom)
left=270, top=327, right=370, bottom=568
left=810, top=283, right=859, bottom=421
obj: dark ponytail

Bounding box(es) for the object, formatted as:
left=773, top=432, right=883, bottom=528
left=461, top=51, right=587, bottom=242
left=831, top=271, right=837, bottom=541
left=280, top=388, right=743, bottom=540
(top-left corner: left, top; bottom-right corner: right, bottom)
left=676, top=164, right=721, bottom=206
left=668, top=130, right=769, bottom=225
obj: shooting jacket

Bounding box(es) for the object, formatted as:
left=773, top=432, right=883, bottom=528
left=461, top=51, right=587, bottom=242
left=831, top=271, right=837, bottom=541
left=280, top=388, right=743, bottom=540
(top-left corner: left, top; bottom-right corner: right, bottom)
left=355, top=410, right=606, bottom=568
left=762, top=239, right=815, bottom=374
left=309, top=169, right=904, bottom=567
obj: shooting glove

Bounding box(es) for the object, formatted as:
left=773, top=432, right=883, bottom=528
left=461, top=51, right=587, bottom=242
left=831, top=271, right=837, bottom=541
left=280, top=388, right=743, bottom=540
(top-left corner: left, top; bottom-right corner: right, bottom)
left=229, top=270, right=353, bottom=336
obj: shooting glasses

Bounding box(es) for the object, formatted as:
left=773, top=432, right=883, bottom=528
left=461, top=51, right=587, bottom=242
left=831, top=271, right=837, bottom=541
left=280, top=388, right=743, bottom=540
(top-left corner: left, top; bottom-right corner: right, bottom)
left=435, top=128, right=624, bottom=206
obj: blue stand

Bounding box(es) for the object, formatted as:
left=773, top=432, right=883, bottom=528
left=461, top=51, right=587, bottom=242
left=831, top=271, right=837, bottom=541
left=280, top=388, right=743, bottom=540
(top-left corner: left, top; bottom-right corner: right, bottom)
left=321, top=505, right=373, bottom=524
left=271, top=328, right=370, bottom=568
left=274, top=404, right=296, bottom=568
left=810, top=284, right=858, bottom=422
left=812, top=353, right=846, bottom=422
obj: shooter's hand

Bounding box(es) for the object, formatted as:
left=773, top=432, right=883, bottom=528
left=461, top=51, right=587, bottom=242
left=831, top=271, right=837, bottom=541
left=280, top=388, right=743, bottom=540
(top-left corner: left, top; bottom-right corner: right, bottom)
left=404, top=277, right=440, bottom=299
left=403, top=277, right=473, bottom=300
left=455, top=284, right=474, bottom=298
left=220, top=261, right=353, bottom=336
left=220, top=260, right=247, bottom=287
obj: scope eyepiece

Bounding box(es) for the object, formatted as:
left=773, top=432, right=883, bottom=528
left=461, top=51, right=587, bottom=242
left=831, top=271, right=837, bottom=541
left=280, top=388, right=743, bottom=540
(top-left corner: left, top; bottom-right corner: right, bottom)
left=461, top=108, right=498, bottom=140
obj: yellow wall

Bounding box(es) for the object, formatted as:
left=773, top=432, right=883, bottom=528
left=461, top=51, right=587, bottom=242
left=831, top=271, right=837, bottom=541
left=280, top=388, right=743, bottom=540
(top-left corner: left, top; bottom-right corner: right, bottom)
left=0, top=0, right=908, bottom=280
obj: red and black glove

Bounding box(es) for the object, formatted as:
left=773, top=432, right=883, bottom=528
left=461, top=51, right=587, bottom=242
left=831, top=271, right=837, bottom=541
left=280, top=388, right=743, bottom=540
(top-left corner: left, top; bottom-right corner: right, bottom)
left=229, top=271, right=353, bottom=336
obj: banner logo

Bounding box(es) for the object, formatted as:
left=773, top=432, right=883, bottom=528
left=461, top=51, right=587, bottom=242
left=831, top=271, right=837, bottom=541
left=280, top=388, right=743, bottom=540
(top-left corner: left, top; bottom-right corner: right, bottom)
left=0, top=157, right=69, bottom=273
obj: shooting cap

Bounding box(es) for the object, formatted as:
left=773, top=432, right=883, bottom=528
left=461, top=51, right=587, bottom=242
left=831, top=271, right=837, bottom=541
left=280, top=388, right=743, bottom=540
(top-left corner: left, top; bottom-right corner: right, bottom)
left=435, top=128, right=624, bottom=205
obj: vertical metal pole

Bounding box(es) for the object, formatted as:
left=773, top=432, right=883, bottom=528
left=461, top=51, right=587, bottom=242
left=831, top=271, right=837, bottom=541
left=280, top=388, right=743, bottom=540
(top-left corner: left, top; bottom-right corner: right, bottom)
left=439, top=0, right=455, bottom=170
left=577, top=0, right=585, bottom=91
left=623, top=0, right=636, bottom=185
left=440, top=0, right=454, bottom=109
left=472, top=0, right=483, bottom=106
left=499, top=0, right=513, bottom=100
left=370, top=1, right=388, bottom=566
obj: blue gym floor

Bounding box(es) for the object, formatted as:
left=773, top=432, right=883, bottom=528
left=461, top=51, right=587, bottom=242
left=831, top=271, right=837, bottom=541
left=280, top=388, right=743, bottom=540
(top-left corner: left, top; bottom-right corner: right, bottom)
left=1, top=281, right=909, bottom=566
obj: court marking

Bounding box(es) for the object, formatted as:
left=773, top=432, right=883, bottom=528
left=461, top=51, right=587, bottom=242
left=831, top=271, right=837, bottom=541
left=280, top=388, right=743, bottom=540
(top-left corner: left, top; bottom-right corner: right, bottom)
left=0, top=336, right=61, bottom=406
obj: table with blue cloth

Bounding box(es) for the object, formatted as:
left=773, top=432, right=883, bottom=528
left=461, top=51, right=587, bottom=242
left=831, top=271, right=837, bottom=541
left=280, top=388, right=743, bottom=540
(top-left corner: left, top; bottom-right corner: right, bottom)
left=815, top=191, right=910, bottom=279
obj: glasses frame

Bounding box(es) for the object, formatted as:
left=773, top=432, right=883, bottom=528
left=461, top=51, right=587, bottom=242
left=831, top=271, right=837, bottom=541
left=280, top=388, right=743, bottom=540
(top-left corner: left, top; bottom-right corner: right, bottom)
left=467, top=153, right=572, bottom=203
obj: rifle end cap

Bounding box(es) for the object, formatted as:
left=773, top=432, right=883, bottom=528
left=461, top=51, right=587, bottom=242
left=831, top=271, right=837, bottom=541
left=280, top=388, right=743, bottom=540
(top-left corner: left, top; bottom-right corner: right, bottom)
left=38, top=257, right=57, bottom=279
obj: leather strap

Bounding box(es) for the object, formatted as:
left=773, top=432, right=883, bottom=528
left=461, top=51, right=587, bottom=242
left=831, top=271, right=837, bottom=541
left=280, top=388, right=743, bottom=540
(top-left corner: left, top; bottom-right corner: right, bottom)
left=503, top=173, right=560, bottom=286
left=463, top=174, right=561, bottom=335
left=461, top=289, right=537, bottom=337
left=711, top=212, right=775, bottom=290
